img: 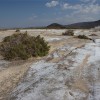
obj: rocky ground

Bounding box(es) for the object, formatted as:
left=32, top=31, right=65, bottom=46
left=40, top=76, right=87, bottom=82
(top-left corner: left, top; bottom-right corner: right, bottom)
left=0, top=29, right=100, bottom=100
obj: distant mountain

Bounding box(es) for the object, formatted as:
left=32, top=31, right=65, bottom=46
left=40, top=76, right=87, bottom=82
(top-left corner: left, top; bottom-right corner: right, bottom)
left=46, top=23, right=66, bottom=29
left=65, top=20, right=100, bottom=29
left=46, top=20, right=100, bottom=29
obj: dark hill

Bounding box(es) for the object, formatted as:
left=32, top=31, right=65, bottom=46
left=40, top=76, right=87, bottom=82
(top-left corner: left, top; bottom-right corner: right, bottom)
left=46, top=20, right=100, bottom=29
left=65, top=20, right=100, bottom=29
left=46, top=23, right=66, bottom=29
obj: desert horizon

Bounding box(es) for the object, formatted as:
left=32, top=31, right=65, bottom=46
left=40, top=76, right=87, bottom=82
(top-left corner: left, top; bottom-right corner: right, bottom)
left=0, top=0, right=100, bottom=100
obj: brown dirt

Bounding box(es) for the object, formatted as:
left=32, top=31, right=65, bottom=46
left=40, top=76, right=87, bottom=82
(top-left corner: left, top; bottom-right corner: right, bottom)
left=0, top=29, right=92, bottom=100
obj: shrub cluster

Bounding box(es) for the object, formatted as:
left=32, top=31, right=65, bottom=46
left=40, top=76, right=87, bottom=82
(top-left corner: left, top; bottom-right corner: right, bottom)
left=89, top=34, right=97, bottom=36
left=15, top=29, right=20, bottom=32
left=77, top=35, right=90, bottom=39
left=62, top=30, right=74, bottom=36
left=0, top=32, right=50, bottom=60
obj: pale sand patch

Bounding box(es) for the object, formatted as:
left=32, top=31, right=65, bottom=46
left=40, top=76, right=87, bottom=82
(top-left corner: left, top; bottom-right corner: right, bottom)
left=77, top=54, right=90, bottom=78
left=73, top=79, right=89, bottom=93
left=72, top=55, right=90, bottom=94
left=0, top=59, right=36, bottom=100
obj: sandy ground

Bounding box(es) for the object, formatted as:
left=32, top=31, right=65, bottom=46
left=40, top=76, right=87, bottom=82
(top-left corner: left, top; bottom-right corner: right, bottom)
left=0, top=29, right=100, bottom=100
left=0, top=60, right=32, bottom=100
left=0, top=29, right=68, bottom=100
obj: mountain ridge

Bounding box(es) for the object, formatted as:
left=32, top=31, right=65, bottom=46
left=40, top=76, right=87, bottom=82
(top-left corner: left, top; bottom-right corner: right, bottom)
left=46, top=20, right=100, bottom=29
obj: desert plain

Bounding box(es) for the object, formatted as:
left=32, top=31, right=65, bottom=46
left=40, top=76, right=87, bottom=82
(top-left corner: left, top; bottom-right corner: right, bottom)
left=0, top=29, right=100, bottom=100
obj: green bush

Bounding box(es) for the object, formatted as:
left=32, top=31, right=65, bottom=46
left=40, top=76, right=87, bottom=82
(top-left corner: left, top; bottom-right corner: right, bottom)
left=62, top=30, right=74, bottom=36
left=0, top=33, right=50, bottom=60
left=15, top=29, right=20, bottom=32
left=77, top=35, right=89, bottom=39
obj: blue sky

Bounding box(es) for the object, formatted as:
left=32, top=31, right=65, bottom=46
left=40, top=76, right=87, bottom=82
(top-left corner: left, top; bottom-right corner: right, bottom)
left=0, top=0, right=100, bottom=28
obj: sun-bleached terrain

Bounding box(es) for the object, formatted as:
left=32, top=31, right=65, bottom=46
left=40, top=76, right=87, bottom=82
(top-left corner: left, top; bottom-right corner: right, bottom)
left=0, top=29, right=100, bottom=100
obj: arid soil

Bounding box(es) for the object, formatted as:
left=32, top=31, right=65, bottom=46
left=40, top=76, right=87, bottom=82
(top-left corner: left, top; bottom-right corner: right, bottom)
left=0, top=29, right=100, bottom=100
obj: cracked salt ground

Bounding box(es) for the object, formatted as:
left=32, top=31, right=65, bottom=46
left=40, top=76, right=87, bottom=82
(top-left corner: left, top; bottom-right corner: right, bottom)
left=9, top=39, right=100, bottom=100
left=48, top=46, right=76, bottom=59
left=0, top=60, right=10, bottom=71
left=46, top=38, right=62, bottom=42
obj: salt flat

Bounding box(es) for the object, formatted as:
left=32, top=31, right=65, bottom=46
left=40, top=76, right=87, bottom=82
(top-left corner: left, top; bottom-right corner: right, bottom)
left=0, top=29, right=100, bottom=100
left=9, top=38, right=100, bottom=100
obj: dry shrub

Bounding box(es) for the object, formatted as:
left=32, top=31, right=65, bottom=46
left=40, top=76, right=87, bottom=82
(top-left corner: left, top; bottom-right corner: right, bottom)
left=77, top=35, right=91, bottom=40
left=62, top=30, right=74, bottom=36
left=0, top=32, right=50, bottom=60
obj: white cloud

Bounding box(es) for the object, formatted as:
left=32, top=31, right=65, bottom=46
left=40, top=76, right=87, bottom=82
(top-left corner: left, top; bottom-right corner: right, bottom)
left=45, top=1, right=59, bottom=7
left=63, top=3, right=82, bottom=10
left=80, top=0, right=97, bottom=3
left=44, top=0, right=100, bottom=25
left=62, top=2, right=100, bottom=14
left=83, top=4, right=100, bottom=13
left=80, top=0, right=90, bottom=2
left=60, top=1, right=100, bottom=24
left=29, top=15, right=37, bottom=20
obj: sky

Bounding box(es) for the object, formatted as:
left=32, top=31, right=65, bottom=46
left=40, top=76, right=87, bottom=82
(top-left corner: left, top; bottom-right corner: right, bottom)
left=0, top=0, right=100, bottom=28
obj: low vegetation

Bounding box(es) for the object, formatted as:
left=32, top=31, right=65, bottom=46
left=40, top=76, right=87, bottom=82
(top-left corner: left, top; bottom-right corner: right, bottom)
left=77, top=35, right=91, bottom=40
left=15, top=29, right=20, bottom=32
left=62, top=30, right=74, bottom=36
left=89, top=34, right=97, bottom=36
left=91, top=26, right=100, bottom=32
left=0, top=32, right=50, bottom=60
